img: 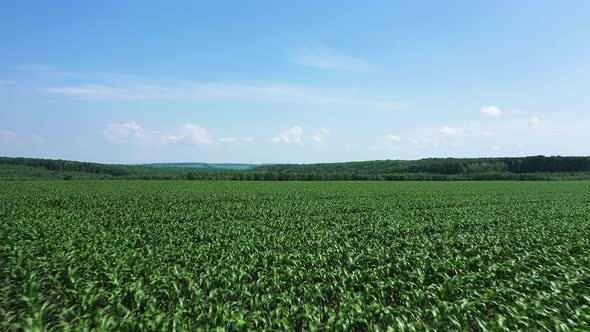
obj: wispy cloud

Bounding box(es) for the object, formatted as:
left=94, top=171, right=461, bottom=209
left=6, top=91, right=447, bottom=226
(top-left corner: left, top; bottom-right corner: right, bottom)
left=0, top=130, right=17, bottom=141
left=182, top=124, right=212, bottom=145
left=102, top=122, right=261, bottom=146
left=312, top=128, right=330, bottom=142
left=39, top=81, right=403, bottom=111
left=42, top=85, right=122, bottom=98
left=529, top=116, right=541, bottom=129
left=480, top=105, right=502, bottom=117
left=102, top=122, right=212, bottom=146
left=42, top=83, right=403, bottom=113
left=103, top=122, right=144, bottom=140
left=0, top=130, right=46, bottom=145
left=291, top=46, right=371, bottom=71
left=383, top=134, right=402, bottom=150
left=39, top=81, right=354, bottom=105
left=439, top=126, right=462, bottom=137
left=272, top=126, right=304, bottom=145
left=385, top=134, right=401, bottom=142
left=401, top=115, right=590, bottom=155
left=408, top=123, right=490, bottom=150
left=218, top=136, right=255, bottom=143
left=31, top=66, right=402, bottom=109
left=0, top=129, right=16, bottom=139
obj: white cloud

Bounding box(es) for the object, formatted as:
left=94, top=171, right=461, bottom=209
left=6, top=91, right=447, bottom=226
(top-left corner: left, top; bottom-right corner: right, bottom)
left=219, top=136, right=255, bottom=143
left=385, top=134, right=401, bottom=142
left=480, top=105, right=502, bottom=117
left=400, top=115, right=590, bottom=156
left=39, top=82, right=346, bottom=105
left=102, top=122, right=212, bottom=145
left=312, top=128, right=330, bottom=142
left=291, top=46, right=371, bottom=71
left=33, top=67, right=402, bottom=109
left=383, top=134, right=402, bottom=150
left=410, top=136, right=439, bottom=149
left=0, top=130, right=17, bottom=141
left=0, top=80, right=14, bottom=86
left=41, top=85, right=122, bottom=98
left=103, top=122, right=145, bottom=141
left=182, top=124, right=212, bottom=145
left=439, top=126, right=462, bottom=137
left=407, top=123, right=483, bottom=149
left=272, top=126, right=304, bottom=145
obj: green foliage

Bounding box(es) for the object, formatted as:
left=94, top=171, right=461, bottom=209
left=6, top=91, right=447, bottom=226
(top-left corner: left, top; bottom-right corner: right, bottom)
left=254, top=155, right=590, bottom=175
left=0, top=157, right=198, bottom=180
left=3, top=155, right=590, bottom=181
left=1, top=181, right=589, bottom=330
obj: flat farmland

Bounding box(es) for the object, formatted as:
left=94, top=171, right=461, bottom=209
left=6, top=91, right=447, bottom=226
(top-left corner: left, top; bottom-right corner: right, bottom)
left=1, top=181, right=589, bottom=330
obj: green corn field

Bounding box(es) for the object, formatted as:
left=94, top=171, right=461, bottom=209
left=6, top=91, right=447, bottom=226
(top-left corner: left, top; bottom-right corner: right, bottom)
left=1, top=181, right=589, bottom=330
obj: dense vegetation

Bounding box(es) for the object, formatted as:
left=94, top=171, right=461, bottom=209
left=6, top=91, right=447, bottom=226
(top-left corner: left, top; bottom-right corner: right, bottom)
left=2, top=155, right=590, bottom=181
left=255, top=156, right=590, bottom=175
left=1, top=181, right=589, bottom=330
left=0, top=157, right=197, bottom=179
left=0, top=157, right=221, bottom=180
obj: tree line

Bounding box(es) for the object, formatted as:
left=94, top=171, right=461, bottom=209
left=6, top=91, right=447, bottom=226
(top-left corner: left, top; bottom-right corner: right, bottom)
left=254, top=156, right=590, bottom=175
left=2, top=155, right=590, bottom=181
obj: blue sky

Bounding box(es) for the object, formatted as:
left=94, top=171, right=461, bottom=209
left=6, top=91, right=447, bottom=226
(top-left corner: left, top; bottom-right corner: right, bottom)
left=1, top=1, right=589, bottom=164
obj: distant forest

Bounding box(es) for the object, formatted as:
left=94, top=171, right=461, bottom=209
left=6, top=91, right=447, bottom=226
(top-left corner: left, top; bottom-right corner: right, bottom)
left=1, top=156, right=590, bottom=181
left=254, top=156, right=590, bottom=175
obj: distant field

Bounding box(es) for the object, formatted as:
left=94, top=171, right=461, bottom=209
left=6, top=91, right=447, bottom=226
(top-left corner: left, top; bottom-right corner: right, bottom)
left=1, top=181, right=589, bottom=330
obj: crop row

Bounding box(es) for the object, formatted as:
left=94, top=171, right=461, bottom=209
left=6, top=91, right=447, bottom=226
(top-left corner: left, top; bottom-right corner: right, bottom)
left=1, top=181, right=589, bottom=330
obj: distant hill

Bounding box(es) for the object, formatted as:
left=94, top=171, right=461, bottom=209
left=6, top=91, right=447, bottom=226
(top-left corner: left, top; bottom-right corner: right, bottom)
left=1, top=155, right=590, bottom=181
left=0, top=157, right=200, bottom=180
left=139, top=163, right=261, bottom=170
left=0, top=157, right=271, bottom=180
